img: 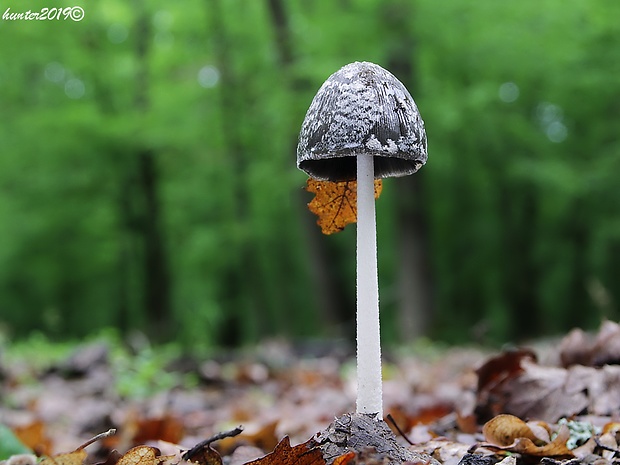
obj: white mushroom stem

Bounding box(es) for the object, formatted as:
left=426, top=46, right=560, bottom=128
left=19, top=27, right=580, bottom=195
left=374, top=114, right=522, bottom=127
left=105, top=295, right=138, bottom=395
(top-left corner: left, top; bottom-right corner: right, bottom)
left=356, top=153, right=383, bottom=418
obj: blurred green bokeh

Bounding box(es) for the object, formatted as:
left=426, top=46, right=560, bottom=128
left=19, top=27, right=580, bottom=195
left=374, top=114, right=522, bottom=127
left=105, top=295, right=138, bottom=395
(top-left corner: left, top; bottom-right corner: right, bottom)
left=0, top=0, right=619, bottom=348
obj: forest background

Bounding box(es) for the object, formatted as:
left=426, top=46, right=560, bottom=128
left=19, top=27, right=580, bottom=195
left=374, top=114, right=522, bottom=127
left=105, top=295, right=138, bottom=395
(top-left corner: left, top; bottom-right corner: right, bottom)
left=1, top=0, right=619, bottom=350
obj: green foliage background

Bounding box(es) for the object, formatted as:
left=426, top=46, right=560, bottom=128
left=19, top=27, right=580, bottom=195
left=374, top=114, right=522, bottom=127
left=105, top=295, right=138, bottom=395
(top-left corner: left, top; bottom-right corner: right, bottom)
left=1, top=0, right=619, bottom=347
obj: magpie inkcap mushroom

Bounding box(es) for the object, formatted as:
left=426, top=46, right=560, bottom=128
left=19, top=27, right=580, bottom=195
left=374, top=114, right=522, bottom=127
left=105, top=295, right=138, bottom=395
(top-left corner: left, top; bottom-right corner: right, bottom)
left=297, top=61, right=428, bottom=418
left=297, top=61, right=427, bottom=182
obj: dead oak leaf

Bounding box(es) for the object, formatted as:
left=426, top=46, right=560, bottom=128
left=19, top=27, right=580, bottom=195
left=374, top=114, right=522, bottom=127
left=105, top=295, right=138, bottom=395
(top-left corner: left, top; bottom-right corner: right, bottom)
left=306, top=178, right=382, bottom=235
left=243, top=436, right=324, bottom=465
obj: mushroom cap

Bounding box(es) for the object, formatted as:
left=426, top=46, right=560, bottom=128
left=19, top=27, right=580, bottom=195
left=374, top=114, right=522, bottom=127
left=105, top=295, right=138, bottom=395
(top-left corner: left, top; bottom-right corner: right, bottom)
left=297, top=61, right=427, bottom=181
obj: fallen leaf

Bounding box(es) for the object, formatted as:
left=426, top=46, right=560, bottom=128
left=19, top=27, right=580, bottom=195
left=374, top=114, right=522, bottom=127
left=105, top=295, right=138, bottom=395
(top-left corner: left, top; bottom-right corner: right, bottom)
left=183, top=444, right=222, bottom=465
left=306, top=178, right=382, bottom=235
left=475, top=349, right=536, bottom=422
left=602, top=422, right=620, bottom=434
left=239, top=421, right=279, bottom=453
left=12, top=420, right=53, bottom=456
left=474, top=348, right=620, bottom=423
left=117, top=446, right=161, bottom=465
left=508, top=425, right=573, bottom=457
left=228, top=446, right=265, bottom=465
left=40, top=450, right=87, bottom=465
left=183, top=427, right=244, bottom=465
left=217, top=422, right=277, bottom=456
left=482, top=414, right=543, bottom=447
left=243, top=436, right=324, bottom=465
left=559, top=320, right=620, bottom=368
left=132, top=415, right=184, bottom=446
left=497, top=361, right=620, bottom=422
left=590, top=320, right=620, bottom=366
left=482, top=416, right=573, bottom=458
left=332, top=451, right=355, bottom=465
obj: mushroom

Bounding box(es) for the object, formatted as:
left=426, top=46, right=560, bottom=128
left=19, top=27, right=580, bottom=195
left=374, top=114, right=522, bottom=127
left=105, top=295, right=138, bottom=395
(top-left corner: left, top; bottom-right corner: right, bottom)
left=297, top=61, right=427, bottom=418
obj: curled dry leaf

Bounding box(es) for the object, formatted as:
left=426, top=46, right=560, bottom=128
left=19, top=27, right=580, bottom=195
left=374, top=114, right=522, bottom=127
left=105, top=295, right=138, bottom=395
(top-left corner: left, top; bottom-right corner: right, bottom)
left=483, top=414, right=541, bottom=447
left=306, top=178, right=382, bottom=235
left=508, top=425, right=572, bottom=458
left=243, top=436, right=324, bottom=465
left=482, top=414, right=573, bottom=458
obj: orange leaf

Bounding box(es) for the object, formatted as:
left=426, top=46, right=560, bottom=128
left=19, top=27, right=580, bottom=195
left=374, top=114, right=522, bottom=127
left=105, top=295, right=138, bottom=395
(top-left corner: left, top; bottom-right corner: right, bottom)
left=306, top=178, right=382, bottom=235
left=332, top=451, right=356, bottom=465
left=13, top=420, right=53, bottom=456
left=244, top=436, right=324, bottom=465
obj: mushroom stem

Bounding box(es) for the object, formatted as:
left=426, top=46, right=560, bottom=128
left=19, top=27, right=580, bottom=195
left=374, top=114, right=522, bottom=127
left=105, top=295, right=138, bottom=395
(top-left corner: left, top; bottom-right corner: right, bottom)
left=356, top=153, right=383, bottom=418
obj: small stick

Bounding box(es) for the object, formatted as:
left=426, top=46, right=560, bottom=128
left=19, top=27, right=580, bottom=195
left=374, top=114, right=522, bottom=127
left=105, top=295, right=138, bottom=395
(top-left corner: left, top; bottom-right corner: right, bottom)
left=75, top=429, right=117, bottom=451
left=386, top=414, right=414, bottom=446
left=182, top=426, right=244, bottom=461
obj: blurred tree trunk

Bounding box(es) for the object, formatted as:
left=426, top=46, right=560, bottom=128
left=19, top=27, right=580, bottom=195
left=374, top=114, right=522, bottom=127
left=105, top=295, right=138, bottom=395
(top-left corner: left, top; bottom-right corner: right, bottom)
left=265, top=0, right=353, bottom=333
left=208, top=0, right=267, bottom=345
left=132, top=0, right=172, bottom=337
left=385, top=1, right=434, bottom=341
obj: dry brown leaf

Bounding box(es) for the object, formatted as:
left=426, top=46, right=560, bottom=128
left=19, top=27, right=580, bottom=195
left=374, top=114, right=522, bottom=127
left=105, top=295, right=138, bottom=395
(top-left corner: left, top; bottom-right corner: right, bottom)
left=475, top=344, right=620, bottom=423
left=500, top=361, right=620, bottom=422
left=183, top=445, right=222, bottom=465
left=117, top=446, right=161, bottom=465
left=306, top=178, right=382, bottom=235
left=559, top=321, right=620, bottom=367
left=13, top=420, right=53, bottom=456
left=132, top=415, right=184, bottom=446
left=483, top=414, right=541, bottom=447
left=40, top=450, right=87, bottom=465
left=509, top=425, right=573, bottom=457
left=482, top=416, right=573, bottom=458
left=475, top=349, right=537, bottom=422
left=239, top=421, right=279, bottom=453
left=217, top=422, right=278, bottom=456
left=243, top=436, right=324, bottom=465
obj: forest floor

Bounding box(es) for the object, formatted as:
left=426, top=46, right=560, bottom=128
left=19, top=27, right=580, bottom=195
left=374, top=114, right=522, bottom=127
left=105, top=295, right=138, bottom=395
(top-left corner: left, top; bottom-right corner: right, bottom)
left=2, top=322, right=620, bottom=465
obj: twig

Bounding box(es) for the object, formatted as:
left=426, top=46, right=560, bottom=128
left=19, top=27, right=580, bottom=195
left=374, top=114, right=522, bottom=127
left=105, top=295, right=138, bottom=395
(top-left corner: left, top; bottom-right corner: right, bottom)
left=386, top=414, right=414, bottom=446
left=75, top=429, right=117, bottom=451
left=595, top=437, right=620, bottom=457
left=182, top=426, right=244, bottom=461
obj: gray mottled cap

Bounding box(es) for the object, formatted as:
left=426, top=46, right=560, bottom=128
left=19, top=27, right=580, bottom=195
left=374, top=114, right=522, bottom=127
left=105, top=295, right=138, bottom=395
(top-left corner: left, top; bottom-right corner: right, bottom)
left=297, top=61, right=427, bottom=181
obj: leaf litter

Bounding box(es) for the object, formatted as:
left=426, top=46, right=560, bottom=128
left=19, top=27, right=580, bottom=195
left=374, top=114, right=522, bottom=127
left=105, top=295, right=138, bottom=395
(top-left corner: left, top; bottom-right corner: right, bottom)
left=3, top=321, right=620, bottom=465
